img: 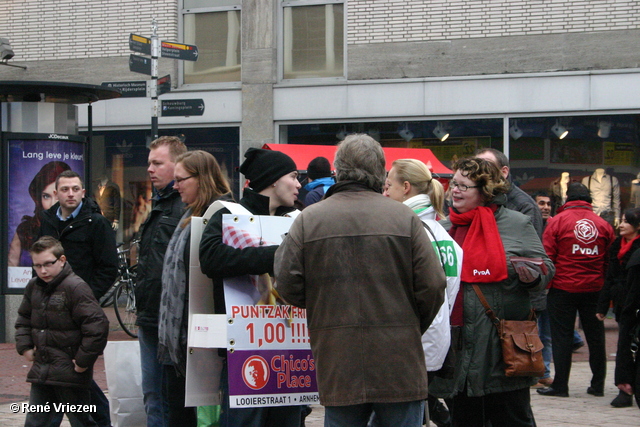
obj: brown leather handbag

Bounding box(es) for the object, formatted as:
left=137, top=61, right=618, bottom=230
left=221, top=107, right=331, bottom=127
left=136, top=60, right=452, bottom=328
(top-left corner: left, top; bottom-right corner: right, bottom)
left=472, top=284, right=545, bottom=377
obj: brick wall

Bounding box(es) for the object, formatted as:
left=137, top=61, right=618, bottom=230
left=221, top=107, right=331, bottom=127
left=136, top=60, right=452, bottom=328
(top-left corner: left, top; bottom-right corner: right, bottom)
left=2, top=0, right=177, bottom=61
left=348, top=0, right=640, bottom=44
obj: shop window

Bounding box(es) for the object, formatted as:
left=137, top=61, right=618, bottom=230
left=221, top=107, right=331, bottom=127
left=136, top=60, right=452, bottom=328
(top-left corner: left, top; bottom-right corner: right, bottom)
left=282, top=1, right=344, bottom=80
left=183, top=1, right=241, bottom=84
left=83, top=127, right=240, bottom=244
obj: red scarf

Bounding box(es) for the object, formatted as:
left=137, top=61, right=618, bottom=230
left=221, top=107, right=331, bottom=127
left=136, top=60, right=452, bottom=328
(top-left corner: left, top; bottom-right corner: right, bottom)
left=618, top=234, right=640, bottom=261
left=448, top=205, right=508, bottom=283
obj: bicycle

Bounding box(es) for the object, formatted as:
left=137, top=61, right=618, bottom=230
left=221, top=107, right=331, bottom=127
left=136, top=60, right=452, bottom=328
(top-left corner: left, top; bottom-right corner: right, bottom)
left=101, top=240, right=138, bottom=338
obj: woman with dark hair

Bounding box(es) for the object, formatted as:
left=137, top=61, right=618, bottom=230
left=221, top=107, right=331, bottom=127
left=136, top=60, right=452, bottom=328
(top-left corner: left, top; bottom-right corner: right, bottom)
left=158, top=150, right=232, bottom=426
left=429, top=157, right=554, bottom=427
left=199, top=147, right=303, bottom=427
left=597, top=207, right=640, bottom=407
left=8, top=161, right=71, bottom=266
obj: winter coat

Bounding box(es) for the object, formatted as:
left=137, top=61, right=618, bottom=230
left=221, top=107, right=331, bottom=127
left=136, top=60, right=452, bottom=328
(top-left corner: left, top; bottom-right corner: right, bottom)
left=413, top=200, right=462, bottom=372
left=38, top=198, right=118, bottom=301
left=429, top=204, right=554, bottom=398
left=543, top=200, right=615, bottom=293
left=609, top=248, right=640, bottom=386
left=303, top=177, right=335, bottom=206
left=15, top=262, right=109, bottom=388
left=597, top=236, right=640, bottom=319
left=274, top=181, right=446, bottom=406
left=135, top=186, right=185, bottom=328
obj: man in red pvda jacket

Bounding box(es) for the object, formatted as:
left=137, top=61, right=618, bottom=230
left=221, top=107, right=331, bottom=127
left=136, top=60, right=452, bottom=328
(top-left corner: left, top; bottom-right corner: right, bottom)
left=538, top=182, right=615, bottom=398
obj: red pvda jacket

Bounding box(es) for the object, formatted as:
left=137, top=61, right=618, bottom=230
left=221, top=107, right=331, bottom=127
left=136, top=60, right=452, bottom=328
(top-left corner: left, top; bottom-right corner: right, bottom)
left=543, top=200, right=615, bottom=293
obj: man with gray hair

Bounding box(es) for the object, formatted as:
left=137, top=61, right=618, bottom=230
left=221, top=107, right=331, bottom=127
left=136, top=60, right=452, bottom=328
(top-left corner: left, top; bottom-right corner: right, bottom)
left=274, top=134, right=446, bottom=426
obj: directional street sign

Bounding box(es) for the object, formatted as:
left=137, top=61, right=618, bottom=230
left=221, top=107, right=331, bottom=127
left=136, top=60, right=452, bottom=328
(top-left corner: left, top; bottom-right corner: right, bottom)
left=161, top=99, right=205, bottom=117
left=161, top=41, right=198, bottom=61
left=101, top=80, right=148, bottom=98
left=129, top=33, right=151, bottom=55
left=129, top=54, right=152, bottom=75
left=157, top=74, right=171, bottom=96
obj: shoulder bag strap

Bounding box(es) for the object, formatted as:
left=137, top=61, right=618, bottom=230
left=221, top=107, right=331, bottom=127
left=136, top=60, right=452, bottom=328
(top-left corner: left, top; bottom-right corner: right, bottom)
left=471, top=284, right=501, bottom=330
left=421, top=222, right=446, bottom=272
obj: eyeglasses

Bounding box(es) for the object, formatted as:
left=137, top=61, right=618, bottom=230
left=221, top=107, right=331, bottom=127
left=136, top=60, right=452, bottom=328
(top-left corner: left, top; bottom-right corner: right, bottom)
left=174, top=175, right=195, bottom=184
left=450, top=181, right=480, bottom=192
left=33, top=258, right=60, bottom=270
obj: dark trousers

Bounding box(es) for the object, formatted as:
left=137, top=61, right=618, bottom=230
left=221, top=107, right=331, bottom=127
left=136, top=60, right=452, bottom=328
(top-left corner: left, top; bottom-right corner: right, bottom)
left=449, top=387, right=534, bottom=427
left=547, top=288, right=606, bottom=393
left=49, top=379, right=110, bottom=427
left=27, top=383, right=98, bottom=427
left=162, top=364, right=197, bottom=427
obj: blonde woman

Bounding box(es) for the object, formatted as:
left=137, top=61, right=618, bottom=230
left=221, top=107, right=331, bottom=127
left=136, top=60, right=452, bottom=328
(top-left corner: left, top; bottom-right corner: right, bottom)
left=384, top=159, right=462, bottom=426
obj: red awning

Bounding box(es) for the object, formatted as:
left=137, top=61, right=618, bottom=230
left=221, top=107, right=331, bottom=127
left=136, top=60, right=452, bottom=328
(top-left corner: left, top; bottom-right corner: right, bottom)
left=262, top=144, right=452, bottom=176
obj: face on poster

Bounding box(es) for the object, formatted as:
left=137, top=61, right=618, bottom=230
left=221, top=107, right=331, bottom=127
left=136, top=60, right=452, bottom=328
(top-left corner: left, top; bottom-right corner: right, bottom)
left=7, top=138, right=85, bottom=288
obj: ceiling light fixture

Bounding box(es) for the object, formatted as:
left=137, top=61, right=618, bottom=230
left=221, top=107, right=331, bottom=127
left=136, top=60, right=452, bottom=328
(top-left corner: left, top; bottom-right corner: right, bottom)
left=509, top=120, right=523, bottom=140
left=597, top=120, right=611, bottom=139
left=398, top=123, right=414, bottom=142
left=551, top=120, right=568, bottom=139
left=433, top=122, right=449, bottom=141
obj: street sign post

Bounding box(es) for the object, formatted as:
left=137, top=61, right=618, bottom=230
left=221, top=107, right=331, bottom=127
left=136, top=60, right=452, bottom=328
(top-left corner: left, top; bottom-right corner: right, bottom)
left=161, top=41, right=199, bottom=61
left=127, top=21, right=199, bottom=138
left=161, top=99, right=205, bottom=117
left=101, top=80, right=148, bottom=98
left=129, top=55, right=151, bottom=75
left=129, top=33, right=151, bottom=55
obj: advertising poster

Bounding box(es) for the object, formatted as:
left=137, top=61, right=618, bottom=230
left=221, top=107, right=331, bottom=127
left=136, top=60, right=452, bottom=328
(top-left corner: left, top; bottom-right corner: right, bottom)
left=6, top=136, right=85, bottom=289
left=222, top=213, right=318, bottom=408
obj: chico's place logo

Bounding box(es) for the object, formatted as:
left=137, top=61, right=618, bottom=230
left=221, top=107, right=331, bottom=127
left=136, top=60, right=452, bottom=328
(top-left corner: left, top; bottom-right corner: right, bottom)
left=242, top=355, right=270, bottom=390
left=574, top=219, right=598, bottom=244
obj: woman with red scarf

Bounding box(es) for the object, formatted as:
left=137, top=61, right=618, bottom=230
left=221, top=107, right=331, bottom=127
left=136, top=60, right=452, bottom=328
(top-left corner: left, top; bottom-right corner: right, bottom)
left=429, top=158, right=554, bottom=427
left=597, top=208, right=640, bottom=407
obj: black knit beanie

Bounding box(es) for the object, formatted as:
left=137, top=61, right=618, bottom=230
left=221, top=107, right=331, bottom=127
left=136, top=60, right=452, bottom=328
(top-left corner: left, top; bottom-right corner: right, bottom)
left=307, top=157, right=332, bottom=180
left=239, top=148, right=298, bottom=192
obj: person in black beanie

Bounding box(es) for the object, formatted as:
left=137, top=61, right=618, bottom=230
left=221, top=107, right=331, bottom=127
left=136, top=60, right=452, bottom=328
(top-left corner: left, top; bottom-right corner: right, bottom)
left=199, top=147, right=303, bottom=427
left=303, top=156, right=335, bottom=207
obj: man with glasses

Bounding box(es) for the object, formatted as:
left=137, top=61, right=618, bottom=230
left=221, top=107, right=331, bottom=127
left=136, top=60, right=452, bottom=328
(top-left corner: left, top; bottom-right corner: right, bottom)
left=38, top=169, right=117, bottom=427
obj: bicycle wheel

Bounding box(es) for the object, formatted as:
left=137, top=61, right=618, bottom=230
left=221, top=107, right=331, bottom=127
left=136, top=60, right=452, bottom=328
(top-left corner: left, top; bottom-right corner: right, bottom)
left=114, top=280, right=138, bottom=338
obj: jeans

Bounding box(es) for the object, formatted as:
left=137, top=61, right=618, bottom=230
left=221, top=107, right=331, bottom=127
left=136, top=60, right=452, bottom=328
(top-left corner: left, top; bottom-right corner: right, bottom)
left=219, top=362, right=302, bottom=427
left=547, top=288, right=606, bottom=393
left=162, top=364, right=197, bottom=427
left=138, top=325, right=168, bottom=427
left=537, top=309, right=552, bottom=379
left=48, top=380, right=110, bottom=427
left=450, top=387, right=534, bottom=427
left=27, top=383, right=98, bottom=427
left=326, top=400, right=424, bottom=427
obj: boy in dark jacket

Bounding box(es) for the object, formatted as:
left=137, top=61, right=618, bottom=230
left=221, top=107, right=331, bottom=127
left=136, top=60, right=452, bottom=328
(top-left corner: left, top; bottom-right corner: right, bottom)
left=15, top=236, right=109, bottom=427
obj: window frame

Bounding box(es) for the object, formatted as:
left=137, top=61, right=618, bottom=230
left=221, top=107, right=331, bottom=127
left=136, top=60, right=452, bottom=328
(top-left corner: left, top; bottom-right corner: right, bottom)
left=278, top=0, right=347, bottom=84
left=179, top=2, right=243, bottom=89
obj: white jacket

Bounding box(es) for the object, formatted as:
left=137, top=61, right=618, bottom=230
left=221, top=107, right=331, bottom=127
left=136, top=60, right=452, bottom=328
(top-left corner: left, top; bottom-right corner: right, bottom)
left=406, top=196, right=463, bottom=371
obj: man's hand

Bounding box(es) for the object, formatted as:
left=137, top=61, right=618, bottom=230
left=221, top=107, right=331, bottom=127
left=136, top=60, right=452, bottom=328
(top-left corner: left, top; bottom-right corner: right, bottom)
left=596, top=313, right=606, bottom=321
left=73, top=360, right=87, bottom=373
left=23, top=349, right=35, bottom=362
left=112, top=220, right=119, bottom=230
